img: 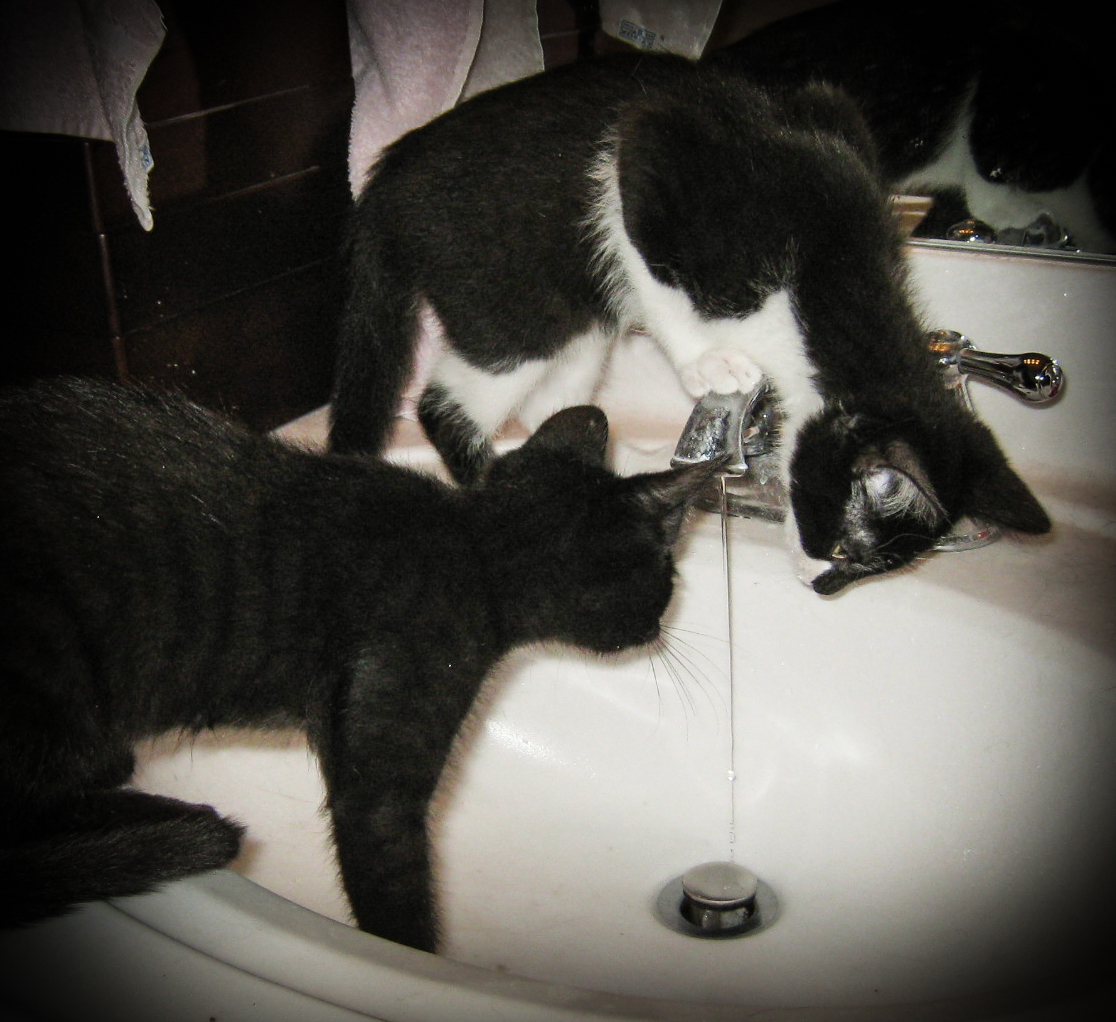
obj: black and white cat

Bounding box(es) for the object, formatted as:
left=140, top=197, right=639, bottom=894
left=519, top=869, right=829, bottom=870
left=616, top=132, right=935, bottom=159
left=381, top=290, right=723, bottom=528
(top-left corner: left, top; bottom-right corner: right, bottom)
left=0, top=377, right=715, bottom=950
left=330, top=53, right=1050, bottom=595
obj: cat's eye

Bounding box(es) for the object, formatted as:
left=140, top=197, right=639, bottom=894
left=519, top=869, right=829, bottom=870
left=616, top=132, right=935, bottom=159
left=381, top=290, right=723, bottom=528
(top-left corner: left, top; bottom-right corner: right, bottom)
left=829, top=542, right=848, bottom=560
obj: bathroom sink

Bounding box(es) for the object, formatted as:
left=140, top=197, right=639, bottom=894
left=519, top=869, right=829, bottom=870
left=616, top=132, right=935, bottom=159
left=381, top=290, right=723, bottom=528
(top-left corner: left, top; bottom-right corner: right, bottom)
left=4, top=242, right=1113, bottom=1022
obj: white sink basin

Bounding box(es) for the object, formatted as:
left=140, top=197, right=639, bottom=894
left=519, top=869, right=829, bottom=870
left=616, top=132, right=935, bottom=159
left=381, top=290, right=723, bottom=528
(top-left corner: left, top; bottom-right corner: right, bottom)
left=8, top=242, right=1110, bottom=1022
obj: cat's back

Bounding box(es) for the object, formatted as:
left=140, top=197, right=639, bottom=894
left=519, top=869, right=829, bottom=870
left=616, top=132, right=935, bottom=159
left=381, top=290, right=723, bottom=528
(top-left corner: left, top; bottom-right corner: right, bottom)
left=0, top=378, right=467, bottom=708
left=0, top=378, right=439, bottom=539
left=1, top=377, right=252, bottom=479
left=0, top=378, right=274, bottom=535
left=0, top=379, right=269, bottom=583
left=0, top=378, right=465, bottom=572
left=360, top=54, right=716, bottom=213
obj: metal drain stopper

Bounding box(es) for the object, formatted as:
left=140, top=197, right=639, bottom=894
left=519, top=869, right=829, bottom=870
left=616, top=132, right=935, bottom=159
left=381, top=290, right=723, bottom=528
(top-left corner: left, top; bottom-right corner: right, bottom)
left=655, top=861, right=777, bottom=939
left=680, top=861, right=758, bottom=932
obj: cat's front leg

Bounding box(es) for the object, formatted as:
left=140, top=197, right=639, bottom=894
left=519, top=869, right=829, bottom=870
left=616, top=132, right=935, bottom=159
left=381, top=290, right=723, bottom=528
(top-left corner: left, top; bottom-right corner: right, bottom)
left=329, top=788, right=438, bottom=952
left=323, top=733, right=441, bottom=951
left=648, top=288, right=805, bottom=401
left=320, top=651, right=483, bottom=953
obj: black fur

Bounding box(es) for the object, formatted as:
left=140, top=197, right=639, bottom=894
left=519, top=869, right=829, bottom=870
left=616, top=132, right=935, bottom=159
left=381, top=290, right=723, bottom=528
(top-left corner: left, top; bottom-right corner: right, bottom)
left=790, top=397, right=1051, bottom=596
left=0, top=378, right=715, bottom=948
left=330, top=54, right=887, bottom=472
left=330, top=55, right=648, bottom=466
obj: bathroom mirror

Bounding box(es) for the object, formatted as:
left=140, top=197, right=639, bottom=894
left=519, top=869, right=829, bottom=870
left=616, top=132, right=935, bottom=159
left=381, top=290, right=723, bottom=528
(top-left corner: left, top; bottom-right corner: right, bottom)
left=703, top=0, right=1114, bottom=259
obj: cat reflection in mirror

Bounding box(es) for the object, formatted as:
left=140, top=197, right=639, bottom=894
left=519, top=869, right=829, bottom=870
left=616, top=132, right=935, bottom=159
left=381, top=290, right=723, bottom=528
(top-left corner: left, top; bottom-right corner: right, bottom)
left=0, top=377, right=715, bottom=950
left=710, top=0, right=1114, bottom=254
left=330, top=52, right=1050, bottom=596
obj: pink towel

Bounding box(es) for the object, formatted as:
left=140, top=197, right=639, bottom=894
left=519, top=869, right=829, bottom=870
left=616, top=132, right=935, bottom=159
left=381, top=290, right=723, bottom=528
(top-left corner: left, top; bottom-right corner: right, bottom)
left=346, top=0, right=543, bottom=196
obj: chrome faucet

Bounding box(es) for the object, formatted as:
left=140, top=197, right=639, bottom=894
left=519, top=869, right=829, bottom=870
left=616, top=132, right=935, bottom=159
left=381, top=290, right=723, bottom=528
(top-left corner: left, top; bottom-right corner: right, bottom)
left=672, top=331, right=1063, bottom=523
left=670, top=381, right=786, bottom=521
left=669, top=381, right=777, bottom=476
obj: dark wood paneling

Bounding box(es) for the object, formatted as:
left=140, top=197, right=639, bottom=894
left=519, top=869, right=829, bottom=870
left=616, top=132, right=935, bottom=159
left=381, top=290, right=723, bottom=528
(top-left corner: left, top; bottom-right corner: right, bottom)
left=91, top=77, right=354, bottom=229
left=5, top=325, right=121, bottom=385
left=3, top=0, right=352, bottom=431
left=139, top=0, right=351, bottom=121
left=124, top=261, right=341, bottom=432
left=6, top=0, right=617, bottom=428
left=112, top=166, right=347, bottom=332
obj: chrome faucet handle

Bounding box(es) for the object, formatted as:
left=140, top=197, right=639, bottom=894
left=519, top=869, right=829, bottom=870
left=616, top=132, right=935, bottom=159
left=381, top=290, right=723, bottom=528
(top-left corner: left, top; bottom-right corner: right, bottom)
left=959, top=347, right=1064, bottom=402
left=927, top=329, right=1064, bottom=403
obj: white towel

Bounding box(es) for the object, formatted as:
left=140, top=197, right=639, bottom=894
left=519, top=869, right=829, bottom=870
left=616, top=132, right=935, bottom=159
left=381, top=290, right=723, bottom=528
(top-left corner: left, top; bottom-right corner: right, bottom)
left=346, top=0, right=543, bottom=196
left=0, top=0, right=165, bottom=230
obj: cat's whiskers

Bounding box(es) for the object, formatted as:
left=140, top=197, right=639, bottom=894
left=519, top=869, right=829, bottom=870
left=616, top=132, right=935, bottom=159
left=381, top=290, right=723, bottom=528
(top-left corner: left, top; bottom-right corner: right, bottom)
left=644, top=626, right=726, bottom=726
left=661, top=625, right=728, bottom=701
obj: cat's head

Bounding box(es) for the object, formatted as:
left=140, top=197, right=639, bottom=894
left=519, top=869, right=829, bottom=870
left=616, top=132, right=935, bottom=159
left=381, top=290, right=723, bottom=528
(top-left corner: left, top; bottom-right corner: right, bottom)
left=790, top=404, right=1051, bottom=595
left=478, top=406, right=719, bottom=652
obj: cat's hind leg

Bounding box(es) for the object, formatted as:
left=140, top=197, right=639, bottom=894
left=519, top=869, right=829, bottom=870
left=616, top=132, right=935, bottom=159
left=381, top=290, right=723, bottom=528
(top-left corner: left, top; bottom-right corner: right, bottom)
left=330, top=228, right=422, bottom=456
left=516, top=326, right=613, bottom=432
left=418, top=348, right=552, bottom=484
left=0, top=788, right=244, bottom=927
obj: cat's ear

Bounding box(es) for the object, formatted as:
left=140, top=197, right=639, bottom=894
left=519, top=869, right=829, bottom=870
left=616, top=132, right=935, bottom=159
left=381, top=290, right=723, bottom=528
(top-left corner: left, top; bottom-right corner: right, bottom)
left=523, top=406, right=609, bottom=466
left=854, top=439, right=947, bottom=528
left=629, top=462, right=721, bottom=544
left=960, top=429, right=1051, bottom=534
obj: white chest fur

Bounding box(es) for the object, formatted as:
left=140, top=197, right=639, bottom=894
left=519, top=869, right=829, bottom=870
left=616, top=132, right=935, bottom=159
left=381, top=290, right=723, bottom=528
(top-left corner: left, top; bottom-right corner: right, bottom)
left=588, top=149, right=824, bottom=466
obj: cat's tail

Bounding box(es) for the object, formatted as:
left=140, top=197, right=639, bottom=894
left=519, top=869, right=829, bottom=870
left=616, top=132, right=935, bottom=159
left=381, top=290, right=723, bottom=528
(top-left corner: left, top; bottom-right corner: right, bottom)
left=329, top=207, right=420, bottom=456
left=0, top=789, right=244, bottom=928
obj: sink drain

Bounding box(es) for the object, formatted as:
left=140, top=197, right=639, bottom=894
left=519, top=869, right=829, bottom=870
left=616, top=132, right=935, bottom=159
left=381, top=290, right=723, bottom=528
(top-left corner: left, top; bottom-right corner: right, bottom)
left=655, top=861, right=778, bottom=939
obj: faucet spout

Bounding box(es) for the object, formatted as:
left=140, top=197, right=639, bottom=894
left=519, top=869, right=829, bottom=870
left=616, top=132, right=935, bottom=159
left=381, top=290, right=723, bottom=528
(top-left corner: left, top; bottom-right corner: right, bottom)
left=671, top=381, right=788, bottom=522
left=670, top=381, right=776, bottom=476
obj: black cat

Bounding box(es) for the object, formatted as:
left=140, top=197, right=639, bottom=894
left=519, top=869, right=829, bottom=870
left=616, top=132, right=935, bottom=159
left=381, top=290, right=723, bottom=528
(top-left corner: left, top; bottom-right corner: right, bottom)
left=330, top=52, right=1050, bottom=595
left=0, top=377, right=715, bottom=950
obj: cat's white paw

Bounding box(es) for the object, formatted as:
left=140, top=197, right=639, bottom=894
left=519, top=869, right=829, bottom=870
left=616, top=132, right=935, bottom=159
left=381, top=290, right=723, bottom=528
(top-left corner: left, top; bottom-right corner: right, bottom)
left=680, top=349, right=765, bottom=398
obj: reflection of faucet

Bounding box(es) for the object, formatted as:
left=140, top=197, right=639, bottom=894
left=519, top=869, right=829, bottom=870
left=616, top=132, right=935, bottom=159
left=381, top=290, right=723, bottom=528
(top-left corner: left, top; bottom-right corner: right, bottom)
left=946, top=213, right=1078, bottom=251
left=671, top=332, right=1063, bottom=524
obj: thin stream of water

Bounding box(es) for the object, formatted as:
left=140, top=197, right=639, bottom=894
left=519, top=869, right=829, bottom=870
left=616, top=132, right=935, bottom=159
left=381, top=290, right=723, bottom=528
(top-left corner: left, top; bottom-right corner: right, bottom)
left=719, top=474, right=737, bottom=862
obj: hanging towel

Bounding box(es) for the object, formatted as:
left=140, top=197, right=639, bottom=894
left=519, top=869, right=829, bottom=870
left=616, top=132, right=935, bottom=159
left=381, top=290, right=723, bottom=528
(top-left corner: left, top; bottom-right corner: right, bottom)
left=346, top=0, right=543, bottom=196
left=0, top=0, right=166, bottom=230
